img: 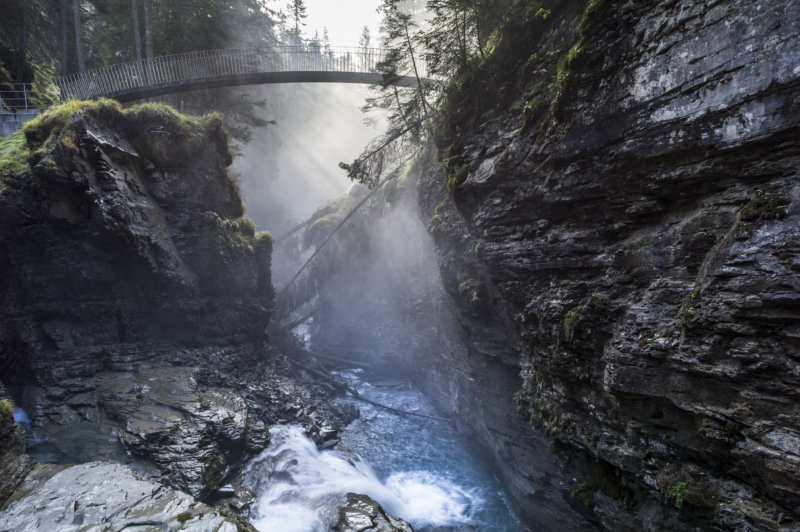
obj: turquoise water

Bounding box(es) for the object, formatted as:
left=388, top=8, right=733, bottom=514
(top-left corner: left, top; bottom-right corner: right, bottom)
left=335, top=370, right=522, bottom=531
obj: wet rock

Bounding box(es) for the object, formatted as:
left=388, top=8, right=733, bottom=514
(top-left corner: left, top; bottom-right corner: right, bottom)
left=336, top=493, right=413, bottom=532
left=0, top=461, right=256, bottom=531
left=97, top=366, right=253, bottom=500
left=0, top=102, right=273, bottom=391
left=0, top=384, right=35, bottom=508
left=414, top=0, right=800, bottom=530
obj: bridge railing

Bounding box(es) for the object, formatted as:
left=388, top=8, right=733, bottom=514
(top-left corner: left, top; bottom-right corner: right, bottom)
left=56, top=46, right=423, bottom=101
left=1, top=83, right=42, bottom=135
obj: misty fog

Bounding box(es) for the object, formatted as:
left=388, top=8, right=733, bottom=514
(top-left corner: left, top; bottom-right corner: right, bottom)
left=231, top=83, right=386, bottom=236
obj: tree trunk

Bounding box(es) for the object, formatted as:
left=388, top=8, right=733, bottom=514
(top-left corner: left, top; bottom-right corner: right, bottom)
left=16, top=1, right=29, bottom=82
left=473, top=5, right=485, bottom=59
left=403, top=25, right=430, bottom=118
left=132, top=0, right=143, bottom=62
left=72, top=0, right=85, bottom=73
left=60, top=0, right=69, bottom=75
left=143, top=0, right=153, bottom=61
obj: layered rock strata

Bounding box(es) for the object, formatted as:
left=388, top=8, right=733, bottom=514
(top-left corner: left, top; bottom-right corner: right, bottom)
left=0, top=102, right=343, bottom=505
left=417, top=0, right=800, bottom=530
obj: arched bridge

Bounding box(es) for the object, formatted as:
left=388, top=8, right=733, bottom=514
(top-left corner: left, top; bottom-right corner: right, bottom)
left=56, top=46, right=429, bottom=102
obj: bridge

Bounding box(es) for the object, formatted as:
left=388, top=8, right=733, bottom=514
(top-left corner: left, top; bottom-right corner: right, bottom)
left=55, top=46, right=429, bottom=102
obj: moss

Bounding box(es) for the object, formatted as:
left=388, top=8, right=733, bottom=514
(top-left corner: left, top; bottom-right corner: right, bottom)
left=176, top=510, right=193, bottom=524
left=563, top=304, right=584, bottom=341
left=23, top=99, right=122, bottom=152
left=211, top=214, right=259, bottom=255
left=21, top=100, right=233, bottom=178
left=572, top=460, right=635, bottom=509
left=550, top=0, right=610, bottom=119
left=255, top=231, right=274, bottom=255
left=0, top=131, right=30, bottom=192
left=446, top=163, right=468, bottom=192
left=0, top=399, right=14, bottom=419
left=440, top=142, right=468, bottom=193
left=678, top=286, right=700, bottom=327
left=571, top=478, right=597, bottom=507
left=589, top=293, right=604, bottom=309
left=741, top=192, right=790, bottom=221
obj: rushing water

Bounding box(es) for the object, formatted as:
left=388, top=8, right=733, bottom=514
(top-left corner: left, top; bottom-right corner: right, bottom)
left=244, top=369, right=522, bottom=531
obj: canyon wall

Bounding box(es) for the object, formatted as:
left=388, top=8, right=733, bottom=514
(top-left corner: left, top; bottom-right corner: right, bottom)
left=0, top=102, right=342, bottom=506
left=416, top=0, right=800, bottom=529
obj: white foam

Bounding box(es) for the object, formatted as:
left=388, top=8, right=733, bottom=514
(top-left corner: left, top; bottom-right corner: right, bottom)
left=245, top=424, right=480, bottom=531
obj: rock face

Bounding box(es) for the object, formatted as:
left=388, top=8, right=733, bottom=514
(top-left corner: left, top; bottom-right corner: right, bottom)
left=415, top=0, right=800, bottom=530
left=336, top=493, right=414, bottom=532
left=0, top=385, right=34, bottom=508
left=0, top=461, right=256, bottom=531
left=0, top=102, right=273, bottom=388
left=0, top=102, right=346, bottom=507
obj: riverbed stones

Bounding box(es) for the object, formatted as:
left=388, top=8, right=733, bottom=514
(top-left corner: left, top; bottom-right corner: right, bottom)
left=0, top=461, right=256, bottom=531
left=336, top=493, right=414, bottom=532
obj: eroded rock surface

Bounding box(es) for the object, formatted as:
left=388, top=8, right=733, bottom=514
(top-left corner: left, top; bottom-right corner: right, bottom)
left=336, top=493, right=414, bottom=532
left=0, top=461, right=256, bottom=531
left=416, top=0, right=800, bottom=530
left=0, top=385, right=34, bottom=508
left=0, top=103, right=348, bottom=515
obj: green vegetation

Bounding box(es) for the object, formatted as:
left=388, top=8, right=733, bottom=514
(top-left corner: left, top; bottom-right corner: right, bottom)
left=0, top=131, right=31, bottom=192
left=678, top=286, right=700, bottom=327
left=658, top=467, right=718, bottom=511
left=667, top=479, right=717, bottom=510
left=175, top=511, right=193, bottom=524
left=563, top=304, right=584, bottom=341
left=18, top=100, right=233, bottom=177
left=22, top=99, right=122, bottom=159
left=571, top=460, right=635, bottom=509
left=207, top=213, right=259, bottom=255
left=0, top=399, right=15, bottom=419
left=741, top=192, right=791, bottom=221
left=255, top=231, right=274, bottom=244
left=669, top=481, right=688, bottom=509
left=550, top=0, right=609, bottom=118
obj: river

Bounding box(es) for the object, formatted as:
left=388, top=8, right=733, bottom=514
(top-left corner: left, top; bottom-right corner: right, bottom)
left=244, top=368, right=522, bottom=531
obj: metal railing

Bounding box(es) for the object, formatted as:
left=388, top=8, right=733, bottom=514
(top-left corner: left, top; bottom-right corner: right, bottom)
left=1, top=83, right=40, bottom=135
left=56, top=46, right=427, bottom=101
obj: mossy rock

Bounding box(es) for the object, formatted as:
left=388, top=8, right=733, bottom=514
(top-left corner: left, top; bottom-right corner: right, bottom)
left=0, top=131, right=30, bottom=193
left=741, top=193, right=790, bottom=222
left=21, top=99, right=233, bottom=175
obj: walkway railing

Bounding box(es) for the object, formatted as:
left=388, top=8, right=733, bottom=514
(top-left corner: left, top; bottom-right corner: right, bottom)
left=56, top=46, right=426, bottom=101
left=1, top=83, right=41, bottom=135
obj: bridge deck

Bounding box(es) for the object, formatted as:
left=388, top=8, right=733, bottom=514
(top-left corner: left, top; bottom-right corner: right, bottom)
left=57, top=47, right=429, bottom=102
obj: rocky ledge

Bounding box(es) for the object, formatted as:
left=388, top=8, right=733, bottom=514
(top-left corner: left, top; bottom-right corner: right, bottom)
left=0, top=101, right=350, bottom=525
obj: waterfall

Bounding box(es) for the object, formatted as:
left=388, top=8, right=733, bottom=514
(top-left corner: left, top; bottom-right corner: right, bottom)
left=244, top=424, right=481, bottom=531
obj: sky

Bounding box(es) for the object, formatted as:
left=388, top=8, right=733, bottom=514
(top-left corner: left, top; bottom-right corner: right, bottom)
left=301, top=0, right=383, bottom=46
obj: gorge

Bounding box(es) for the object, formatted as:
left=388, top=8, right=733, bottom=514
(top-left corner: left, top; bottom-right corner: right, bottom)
left=1, top=0, right=800, bottom=531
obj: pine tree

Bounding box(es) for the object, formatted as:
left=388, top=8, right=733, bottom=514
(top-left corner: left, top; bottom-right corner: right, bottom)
left=359, top=25, right=371, bottom=52
left=285, top=0, right=307, bottom=44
